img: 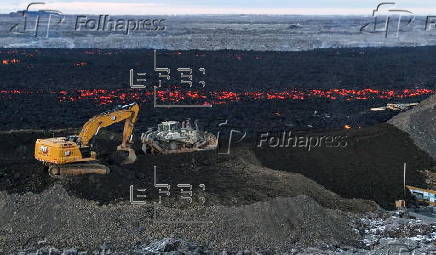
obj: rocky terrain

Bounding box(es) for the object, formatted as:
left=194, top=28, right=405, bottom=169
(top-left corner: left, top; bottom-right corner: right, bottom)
left=0, top=45, right=435, bottom=254
left=0, top=185, right=364, bottom=254
left=4, top=199, right=436, bottom=254
left=389, top=93, right=436, bottom=161
left=0, top=129, right=374, bottom=254
left=0, top=123, right=435, bottom=254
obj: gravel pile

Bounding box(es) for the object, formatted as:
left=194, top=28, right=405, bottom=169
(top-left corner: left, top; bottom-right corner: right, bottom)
left=4, top=183, right=434, bottom=254
left=389, top=94, right=436, bottom=159
left=0, top=183, right=363, bottom=254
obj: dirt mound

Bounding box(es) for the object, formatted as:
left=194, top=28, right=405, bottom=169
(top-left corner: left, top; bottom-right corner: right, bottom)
left=0, top=129, right=376, bottom=213
left=0, top=184, right=360, bottom=253
left=254, top=124, right=433, bottom=209
left=389, top=94, right=436, bottom=160
left=0, top=127, right=428, bottom=253
left=216, top=195, right=361, bottom=249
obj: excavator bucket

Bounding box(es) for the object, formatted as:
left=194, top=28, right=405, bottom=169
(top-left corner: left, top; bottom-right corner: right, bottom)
left=116, top=146, right=137, bottom=164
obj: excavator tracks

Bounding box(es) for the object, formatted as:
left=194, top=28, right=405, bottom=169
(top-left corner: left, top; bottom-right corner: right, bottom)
left=48, top=162, right=110, bottom=177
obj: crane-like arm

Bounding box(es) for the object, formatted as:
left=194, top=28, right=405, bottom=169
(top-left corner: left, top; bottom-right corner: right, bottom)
left=77, top=103, right=140, bottom=147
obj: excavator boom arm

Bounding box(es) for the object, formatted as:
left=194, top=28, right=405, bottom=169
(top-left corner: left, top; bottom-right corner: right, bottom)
left=77, top=103, right=140, bottom=146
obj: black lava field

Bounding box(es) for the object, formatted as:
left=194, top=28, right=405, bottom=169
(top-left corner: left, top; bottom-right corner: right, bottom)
left=2, top=47, right=436, bottom=132
left=1, top=46, right=436, bottom=209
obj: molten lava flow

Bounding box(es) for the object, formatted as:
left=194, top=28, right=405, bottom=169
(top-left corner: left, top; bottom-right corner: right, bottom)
left=0, top=88, right=435, bottom=105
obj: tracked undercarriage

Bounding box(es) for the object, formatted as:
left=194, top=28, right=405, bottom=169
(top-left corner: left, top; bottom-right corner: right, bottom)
left=141, top=119, right=218, bottom=154
left=45, top=146, right=136, bottom=177
left=47, top=162, right=110, bottom=177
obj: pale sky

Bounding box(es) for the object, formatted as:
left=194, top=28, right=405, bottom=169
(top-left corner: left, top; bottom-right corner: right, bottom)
left=1, top=0, right=436, bottom=15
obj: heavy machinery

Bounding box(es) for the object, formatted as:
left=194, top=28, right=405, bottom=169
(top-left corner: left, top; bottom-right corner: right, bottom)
left=141, top=119, right=217, bottom=154
left=370, top=102, right=419, bottom=111
left=34, top=103, right=140, bottom=176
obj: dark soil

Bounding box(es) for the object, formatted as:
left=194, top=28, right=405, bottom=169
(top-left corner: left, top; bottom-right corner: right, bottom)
left=254, top=123, right=433, bottom=209
left=0, top=129, right=375, bottom=212
left=0, top=124, right=432, bottom=210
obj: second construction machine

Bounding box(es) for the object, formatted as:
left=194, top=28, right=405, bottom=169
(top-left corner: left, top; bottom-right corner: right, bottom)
left=141, top=119, right=217, bottom=154
left=34, top=103, right=139, bottom=176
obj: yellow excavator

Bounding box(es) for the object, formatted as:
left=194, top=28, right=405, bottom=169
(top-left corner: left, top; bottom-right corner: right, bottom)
left=34, top=103, right=140, bottom=176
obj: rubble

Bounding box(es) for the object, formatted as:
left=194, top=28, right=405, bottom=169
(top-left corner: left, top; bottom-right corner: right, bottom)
left=352, top=211, right=436, bottom=254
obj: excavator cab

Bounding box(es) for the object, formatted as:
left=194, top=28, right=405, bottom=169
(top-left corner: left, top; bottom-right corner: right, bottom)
left=66, top=135, right=79, bottom=143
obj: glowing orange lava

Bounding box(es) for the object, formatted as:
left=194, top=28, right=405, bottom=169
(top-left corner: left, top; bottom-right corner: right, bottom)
left=0, top=88, right=434, bottom=105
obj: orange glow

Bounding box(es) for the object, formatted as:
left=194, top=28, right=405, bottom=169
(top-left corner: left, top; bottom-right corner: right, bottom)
left=344, top=125, right=352, bottom=129
left=1, top=59, right=20, bottom=65
left=0, top=88, right=434, bottom=106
